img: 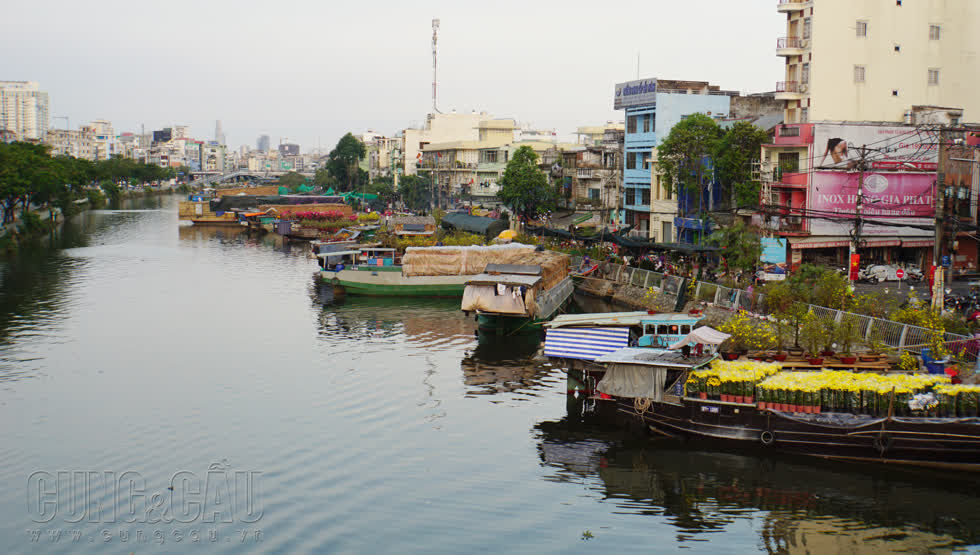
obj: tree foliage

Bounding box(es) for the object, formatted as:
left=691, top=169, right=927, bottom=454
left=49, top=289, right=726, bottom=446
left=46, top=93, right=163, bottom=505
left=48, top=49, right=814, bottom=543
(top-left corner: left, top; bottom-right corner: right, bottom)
left=0, top=143, right=171, bottom=225
left=277, top=171, right=306, bottom=188
left=497, top=146, right=554, bottom=224
left=707, top=219, right=762, bottom=272
left=714, top=121, right=769, bottom=208
left=325, top=133, right=366, bottom=192
left=397, top=175, right=431, bottom=211
left=656, top=113, right=722, bottom=213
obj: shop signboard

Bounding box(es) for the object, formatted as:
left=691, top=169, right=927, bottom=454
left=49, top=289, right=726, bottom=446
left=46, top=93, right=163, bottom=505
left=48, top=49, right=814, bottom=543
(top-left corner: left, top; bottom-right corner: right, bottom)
left=808, top=171, right=933, bottom=237
left=760, top=238, right=787, bottom=281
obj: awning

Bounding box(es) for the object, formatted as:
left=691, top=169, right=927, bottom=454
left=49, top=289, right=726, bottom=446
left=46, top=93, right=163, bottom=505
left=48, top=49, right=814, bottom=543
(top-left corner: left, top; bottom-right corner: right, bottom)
left=544, top=327, right=630, bottom=361
left=668, top=326, right=730, bottom=350
left=863, top=239, right=901, bottom=247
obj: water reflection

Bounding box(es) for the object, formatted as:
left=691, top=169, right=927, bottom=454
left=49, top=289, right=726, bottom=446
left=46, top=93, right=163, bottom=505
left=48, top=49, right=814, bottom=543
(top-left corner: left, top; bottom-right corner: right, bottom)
left=535, top=401, right=980, bottom=552
left=460, top=333, right=554, bottom=396
left=313, top=294, right=471, bottom=346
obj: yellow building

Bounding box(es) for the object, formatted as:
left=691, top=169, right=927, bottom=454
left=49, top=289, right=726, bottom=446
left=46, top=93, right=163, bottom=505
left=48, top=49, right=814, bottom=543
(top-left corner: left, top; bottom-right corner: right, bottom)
left=776, top=0, right=980, bottom=124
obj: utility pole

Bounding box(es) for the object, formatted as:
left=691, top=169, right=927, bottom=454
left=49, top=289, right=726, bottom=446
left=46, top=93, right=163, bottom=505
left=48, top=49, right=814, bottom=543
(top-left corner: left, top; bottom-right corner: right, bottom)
left=849, top=145, right=868, bottom=286
left=933, top=127, right=947, bottom=310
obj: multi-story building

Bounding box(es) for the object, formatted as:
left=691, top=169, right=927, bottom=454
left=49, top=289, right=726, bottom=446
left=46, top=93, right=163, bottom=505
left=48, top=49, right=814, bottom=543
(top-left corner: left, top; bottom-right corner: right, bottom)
left=575, top=122, right=625, bottom=146
left=0, top=81, right=49, bottom=141
left=615, top=78, right=736, bottom=240
left=256, top=134, right=271, bottom=153
left=401, top=111, right=508, bottom=176
left=81, top=119, right=116, bottom=160
left=45, top=128, right=95, bottom=159
left=758, top=120, right=942, bottom=270
left=775, top=0, right=980, bottom=124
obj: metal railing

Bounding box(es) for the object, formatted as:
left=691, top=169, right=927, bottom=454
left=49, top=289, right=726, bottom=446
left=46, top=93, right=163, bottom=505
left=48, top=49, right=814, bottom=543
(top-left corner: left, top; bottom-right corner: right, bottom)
left=777, top=37, right=803, bottom=49
left=570, top=256, right=975, bottom=358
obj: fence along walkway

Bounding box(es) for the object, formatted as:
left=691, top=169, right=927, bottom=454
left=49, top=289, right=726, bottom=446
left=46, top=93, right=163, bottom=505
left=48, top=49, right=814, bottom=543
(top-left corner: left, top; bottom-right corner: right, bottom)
left=570, top=256, right=975, bottom=359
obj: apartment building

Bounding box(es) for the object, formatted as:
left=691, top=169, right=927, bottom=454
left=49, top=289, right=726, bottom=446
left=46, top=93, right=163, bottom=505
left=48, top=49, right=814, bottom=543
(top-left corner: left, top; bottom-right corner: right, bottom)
left=776, top=0, right=980, bottom=124
left=0, top=81, right=49, bottom=141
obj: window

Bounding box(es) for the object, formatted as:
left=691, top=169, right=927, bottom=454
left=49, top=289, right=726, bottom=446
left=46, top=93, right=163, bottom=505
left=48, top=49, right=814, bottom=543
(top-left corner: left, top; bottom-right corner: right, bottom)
left=894, top=44, right=901, bottom=52
left=854, top=65, right=866, bottom=83
left=635, top=189, right=644, bottom=205
left=778, top=152, right=800, bottom=173
left=801, top=63, right=810, bottom=84
left=856, top=20, right=867, bottom=37
left=627, top=115, right=637, bottom=133
left=803, top=17, right=811, bottom=40
left=681, top=325, right=691, bottom=335
left=779, top=126, right=800, bottom=137
left=589, top=188, right=600, bottom=201
left=657, top=325, right=668, bottom=334
left=641, top=152, right=651, bottom=169
left=626, top=152, right=636, bottom=169
left=642, top=115, right=650, bottom=133
left=664, top=179, right=672, bottom=200
left=892, top=89, right=899, bottom=96
left=929, top=25, right=941, bottom=40
left=928, top=68, right=940, bottom=85
left=801, top=107, right=809, bottom=122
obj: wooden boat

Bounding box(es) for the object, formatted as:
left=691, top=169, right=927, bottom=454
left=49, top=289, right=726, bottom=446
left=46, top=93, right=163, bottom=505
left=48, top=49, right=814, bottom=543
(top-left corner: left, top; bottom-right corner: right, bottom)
left=547, top=315, right=980, bottom=471
left=461, top=263, right=574, bottom=333
left=318, top=247, right=472, bottom=297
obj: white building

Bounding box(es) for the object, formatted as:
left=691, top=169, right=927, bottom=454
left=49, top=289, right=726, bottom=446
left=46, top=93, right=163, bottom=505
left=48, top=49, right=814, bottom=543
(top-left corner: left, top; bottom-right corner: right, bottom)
left=776, top=0, right=980, bottom=124
left=0, top=81, right=49, bottom=141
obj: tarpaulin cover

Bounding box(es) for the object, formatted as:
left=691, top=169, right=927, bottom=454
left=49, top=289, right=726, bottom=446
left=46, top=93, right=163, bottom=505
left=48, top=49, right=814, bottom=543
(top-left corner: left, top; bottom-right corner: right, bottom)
left=668, top=327, right=730, bottom=350
left=401, top=244, right=569, bottom=288
left=597, top=363, right=667, bottom=401
left=441, top=213, right=509, bottom=239
left=461, top=285, right=527, bottom=315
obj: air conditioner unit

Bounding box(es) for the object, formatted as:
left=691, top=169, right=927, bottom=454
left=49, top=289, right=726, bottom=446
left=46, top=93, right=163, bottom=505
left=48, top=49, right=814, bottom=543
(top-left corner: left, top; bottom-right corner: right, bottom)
left=787, top=216, right=802, bottom=225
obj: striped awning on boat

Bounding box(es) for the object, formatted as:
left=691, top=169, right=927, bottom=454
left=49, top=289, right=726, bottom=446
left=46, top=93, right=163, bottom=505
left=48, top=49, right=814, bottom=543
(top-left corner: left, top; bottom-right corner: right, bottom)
left=544, top=327, right=630, bottom=361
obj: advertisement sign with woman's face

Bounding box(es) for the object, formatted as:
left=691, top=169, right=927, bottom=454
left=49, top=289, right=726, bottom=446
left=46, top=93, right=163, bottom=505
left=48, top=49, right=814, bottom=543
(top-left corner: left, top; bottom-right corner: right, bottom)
left=813, top=123, right=938, bottom=170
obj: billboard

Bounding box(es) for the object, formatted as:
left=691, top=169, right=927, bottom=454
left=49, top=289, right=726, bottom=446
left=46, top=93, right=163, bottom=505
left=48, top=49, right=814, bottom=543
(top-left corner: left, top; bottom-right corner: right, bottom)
left=760, top=238, right=787, bottom=281
left=614, top=78, right=657, bottom=110
left=812, top=123, right=938, bottom=171
left=809, top=171, right=933, bottom=237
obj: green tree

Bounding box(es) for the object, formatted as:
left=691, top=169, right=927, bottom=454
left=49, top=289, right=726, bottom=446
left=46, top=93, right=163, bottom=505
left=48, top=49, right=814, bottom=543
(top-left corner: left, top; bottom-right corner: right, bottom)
left=313, top=167, right=336, bottom=188
left=714, top=121, right=769, bottom=208
left=707, top=219, right=762, bottom=273
left=497, top=146, right=554, bottom=226
left=656, top=113, right=722, bottom=215
left=326, top=133, right=366, bottom=192
left=397, top=175, right=431, bottom=211
left=277, top=171, right=306, bottom=189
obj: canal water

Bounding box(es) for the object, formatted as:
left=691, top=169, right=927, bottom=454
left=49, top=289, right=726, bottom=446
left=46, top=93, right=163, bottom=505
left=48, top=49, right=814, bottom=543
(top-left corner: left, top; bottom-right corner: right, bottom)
left=1, top=195, right=978, bottom=553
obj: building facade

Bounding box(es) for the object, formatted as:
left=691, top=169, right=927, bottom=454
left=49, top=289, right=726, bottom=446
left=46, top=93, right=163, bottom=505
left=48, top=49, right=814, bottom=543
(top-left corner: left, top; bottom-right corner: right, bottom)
left=0, top=81, right=49, bottom=141
left=615, top=78, right=735, bottom=240
left=775, top=0, right=980, bottom=124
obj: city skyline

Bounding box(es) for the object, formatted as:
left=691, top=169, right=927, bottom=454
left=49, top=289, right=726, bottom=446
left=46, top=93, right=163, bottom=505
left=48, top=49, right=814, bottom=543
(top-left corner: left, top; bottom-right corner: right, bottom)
left=1, top=0, right=784, bottom=150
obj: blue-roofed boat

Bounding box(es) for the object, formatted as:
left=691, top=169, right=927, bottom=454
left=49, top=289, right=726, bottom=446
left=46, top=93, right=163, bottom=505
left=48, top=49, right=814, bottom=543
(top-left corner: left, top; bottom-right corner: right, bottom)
left=544, top=311, right=705, bottom=394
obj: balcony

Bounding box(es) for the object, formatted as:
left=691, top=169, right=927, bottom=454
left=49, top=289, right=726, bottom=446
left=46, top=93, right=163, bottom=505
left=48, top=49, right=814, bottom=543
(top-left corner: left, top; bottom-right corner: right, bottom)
left=775, top=81, right=805, bottom=100
left=777, top=0, right=807, bottom=13
left=776, top=37, right=806, bottom=56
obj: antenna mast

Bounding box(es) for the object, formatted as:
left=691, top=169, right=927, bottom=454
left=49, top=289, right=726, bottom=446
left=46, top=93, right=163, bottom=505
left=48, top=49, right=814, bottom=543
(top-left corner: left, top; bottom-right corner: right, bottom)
left=432, top=18, right=441, bottom=113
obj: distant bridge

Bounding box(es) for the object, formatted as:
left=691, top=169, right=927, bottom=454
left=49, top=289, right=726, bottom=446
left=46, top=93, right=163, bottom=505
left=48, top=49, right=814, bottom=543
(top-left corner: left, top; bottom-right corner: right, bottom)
left=187, top=169, right=315, bottom=188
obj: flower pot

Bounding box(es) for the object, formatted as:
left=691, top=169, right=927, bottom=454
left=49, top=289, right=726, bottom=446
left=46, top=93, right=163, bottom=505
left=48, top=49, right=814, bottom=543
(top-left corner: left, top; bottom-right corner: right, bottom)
left=773, top=353, right=788, bottom=362
left=839, top=356, right=857, bottom=365
left=859, top=355, right=879, bottom=362
left=813, top=405, right=821, bottom=414
left=744, top=396, right=754, bottom=404
left=699, top=392, right=708, bottom=400
left=757, top=402, right=766, bottom=410
left=821, top=350, right=836, bottom=357
left=722, top=352, right=739, bottom=361
left=721, top=394, right=729, bottom=402
left=807, top=357, right=824, bottom=366
left=788, top=347, right=804, bottom=356
left=735, top=395, right=745, bottom=404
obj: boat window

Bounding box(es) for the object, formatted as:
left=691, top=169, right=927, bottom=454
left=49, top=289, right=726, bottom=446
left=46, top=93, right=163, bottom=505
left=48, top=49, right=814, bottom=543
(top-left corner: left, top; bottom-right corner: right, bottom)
left=657, top=325, right=668, bottom=334
left=681, top=325, right=691, bottom=334
left=669, top=325, right=678, bottom=334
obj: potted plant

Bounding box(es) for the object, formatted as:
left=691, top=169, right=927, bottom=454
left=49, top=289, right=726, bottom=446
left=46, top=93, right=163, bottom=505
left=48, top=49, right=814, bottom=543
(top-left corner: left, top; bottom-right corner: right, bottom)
left=860, top=338, right=885, bottom=362
left=837, top=320, right=858, bottom=365
left=719, top=338, right=739, bottom=361
left=772, top=320, right=790, bottom=362
left=819, top=315, right=837, bottom=357
left=800, top=311, right=826, bottom=366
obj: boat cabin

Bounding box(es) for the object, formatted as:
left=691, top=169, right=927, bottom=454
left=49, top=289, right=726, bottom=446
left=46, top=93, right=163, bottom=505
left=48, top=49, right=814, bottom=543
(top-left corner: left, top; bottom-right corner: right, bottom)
left=637, top=314, right=703, bottom=349
left=462, top=264, right=543, bottom=317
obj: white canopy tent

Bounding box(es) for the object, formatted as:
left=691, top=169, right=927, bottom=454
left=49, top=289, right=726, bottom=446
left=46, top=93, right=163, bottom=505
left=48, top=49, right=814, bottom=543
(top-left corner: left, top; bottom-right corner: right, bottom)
left=668, top=326, right=730, bottom=351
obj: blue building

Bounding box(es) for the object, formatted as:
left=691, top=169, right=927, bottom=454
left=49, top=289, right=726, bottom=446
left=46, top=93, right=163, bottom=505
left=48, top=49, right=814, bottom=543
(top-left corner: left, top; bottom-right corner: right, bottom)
left=614, top=78, right=735, bottom=242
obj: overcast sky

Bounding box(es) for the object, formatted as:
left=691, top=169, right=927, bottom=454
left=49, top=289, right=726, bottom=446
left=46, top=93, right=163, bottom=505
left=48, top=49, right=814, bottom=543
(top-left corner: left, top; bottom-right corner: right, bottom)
left=2, top=0, right=785, bottom=152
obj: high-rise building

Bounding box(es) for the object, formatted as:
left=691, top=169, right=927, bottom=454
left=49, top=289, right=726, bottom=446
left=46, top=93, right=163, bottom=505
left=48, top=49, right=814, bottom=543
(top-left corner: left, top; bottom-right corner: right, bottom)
left=215, top=120, right=225, bottom=145
left=256, top=134, right=270, bottom=153
left=0, top=81, right=49, bottom=141
left=775, top=1, right=980, bottom=124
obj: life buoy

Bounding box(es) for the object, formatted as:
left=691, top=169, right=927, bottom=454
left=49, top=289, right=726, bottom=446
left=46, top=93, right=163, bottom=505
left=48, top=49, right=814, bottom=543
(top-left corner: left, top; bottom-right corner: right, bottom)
left=760, top=430, right=775, bottom=446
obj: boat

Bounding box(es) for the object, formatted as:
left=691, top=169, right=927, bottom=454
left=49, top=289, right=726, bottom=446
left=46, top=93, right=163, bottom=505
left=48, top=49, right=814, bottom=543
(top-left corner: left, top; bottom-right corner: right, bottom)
left=461, top=259, right=574, bottom=334
left=546, top=317, right=980, bottom=471
left=318, top=243, right=546, bottom=297
left=543, top=311, right=704, bottom=393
